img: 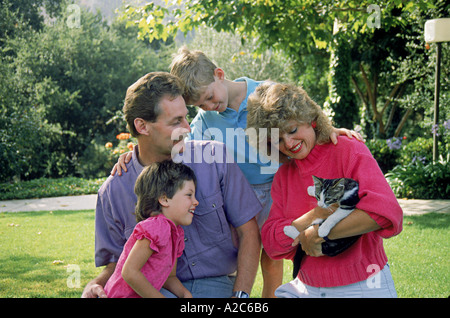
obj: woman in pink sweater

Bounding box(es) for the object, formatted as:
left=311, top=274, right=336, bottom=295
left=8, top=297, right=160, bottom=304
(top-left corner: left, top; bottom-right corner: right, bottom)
left=246, top=82, right=403, bottom=297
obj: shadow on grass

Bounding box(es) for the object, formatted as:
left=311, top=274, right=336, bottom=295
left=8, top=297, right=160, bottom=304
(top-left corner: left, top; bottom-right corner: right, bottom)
left=404, top=212, right=450, bottom=229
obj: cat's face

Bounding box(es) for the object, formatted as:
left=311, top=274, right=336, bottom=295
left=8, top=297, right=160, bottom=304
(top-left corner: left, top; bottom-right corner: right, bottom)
left=313, top=176, right=345, bottom=208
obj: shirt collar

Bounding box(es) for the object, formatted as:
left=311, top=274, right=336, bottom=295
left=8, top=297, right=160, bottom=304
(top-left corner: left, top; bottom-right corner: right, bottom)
left=132, top=144, right=145, bottom=176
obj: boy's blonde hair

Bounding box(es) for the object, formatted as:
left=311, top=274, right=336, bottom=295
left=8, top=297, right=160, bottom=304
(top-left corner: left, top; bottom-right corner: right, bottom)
left=246, top=82, right=334, bottom=148
left=170, top=46, right=217, bottom=104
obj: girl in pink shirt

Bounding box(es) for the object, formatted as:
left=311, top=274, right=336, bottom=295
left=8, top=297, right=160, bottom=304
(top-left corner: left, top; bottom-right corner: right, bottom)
left=104, top=160, right=198, bottom=298
left=246, top=83, right=403, bottom=297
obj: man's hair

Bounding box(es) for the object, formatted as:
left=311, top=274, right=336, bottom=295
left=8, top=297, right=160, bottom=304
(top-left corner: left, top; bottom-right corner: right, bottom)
left=170, top=46, right=217, bottom=104
left=123, top=72, right=184, bottom=137
left=134, top=160, right=197, bottom=222
left=246, top=82, right=334, bottom=147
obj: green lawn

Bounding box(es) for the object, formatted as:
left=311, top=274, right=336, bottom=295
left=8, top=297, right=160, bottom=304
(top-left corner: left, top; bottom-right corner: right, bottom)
left=0, top=210, right=448, bottom=298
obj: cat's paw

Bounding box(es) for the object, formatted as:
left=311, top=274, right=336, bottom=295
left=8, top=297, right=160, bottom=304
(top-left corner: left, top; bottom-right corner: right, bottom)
left=307, top=186, right=315, bottom=197
left=318, top=225, right=331, bottom=238
left=284, top=226, right=300, bottom=239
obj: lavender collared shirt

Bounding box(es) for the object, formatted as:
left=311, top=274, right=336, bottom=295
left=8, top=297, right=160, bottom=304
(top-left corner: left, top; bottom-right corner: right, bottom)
left=94, top=140, right=262, bottom=281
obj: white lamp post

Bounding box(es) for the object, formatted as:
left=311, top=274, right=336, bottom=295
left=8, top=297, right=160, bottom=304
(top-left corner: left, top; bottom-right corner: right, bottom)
left=424, top=18, right=450, bottom=162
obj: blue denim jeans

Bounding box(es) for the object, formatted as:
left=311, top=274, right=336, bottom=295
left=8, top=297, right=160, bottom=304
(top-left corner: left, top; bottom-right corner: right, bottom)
left=160, top=275, right=236, bottom=298
left=251, top=182, right=273, bottom=230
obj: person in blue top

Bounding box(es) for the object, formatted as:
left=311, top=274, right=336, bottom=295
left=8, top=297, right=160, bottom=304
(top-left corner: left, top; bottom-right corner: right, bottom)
left=113, top=47, right=363, bottom=297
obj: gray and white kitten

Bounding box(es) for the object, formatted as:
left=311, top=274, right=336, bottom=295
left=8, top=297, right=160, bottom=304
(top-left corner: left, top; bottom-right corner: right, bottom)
left=284, top=176, right=360, bottom=239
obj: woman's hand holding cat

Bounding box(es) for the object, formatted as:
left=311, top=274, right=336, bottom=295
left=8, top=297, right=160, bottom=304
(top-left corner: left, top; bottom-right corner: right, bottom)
left=291, top=204, right=338, bottom=234
left=297, top=225, right=324, bottom=257
left=314, top=203, right=338, bottom=219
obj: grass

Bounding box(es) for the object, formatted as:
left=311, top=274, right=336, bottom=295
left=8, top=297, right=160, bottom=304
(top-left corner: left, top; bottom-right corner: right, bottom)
left=0, top=210, right=448, bottom=298
left=0, top=210, right=103, bottom=297
left=383, top=213, right=449, bottom=298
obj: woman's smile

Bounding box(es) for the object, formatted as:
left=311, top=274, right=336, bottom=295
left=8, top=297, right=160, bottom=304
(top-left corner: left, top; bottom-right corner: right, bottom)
left=290, top=141, right=303, bottom=154
left=278, top=121, right=317, bottom=160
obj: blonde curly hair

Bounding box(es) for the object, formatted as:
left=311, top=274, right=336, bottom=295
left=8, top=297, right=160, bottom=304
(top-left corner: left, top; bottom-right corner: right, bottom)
left=246, top=82, right=334, bottom=150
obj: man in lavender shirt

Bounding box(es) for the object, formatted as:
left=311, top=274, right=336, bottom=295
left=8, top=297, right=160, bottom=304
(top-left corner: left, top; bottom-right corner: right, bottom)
left=81, top=72, right=261, bottom=298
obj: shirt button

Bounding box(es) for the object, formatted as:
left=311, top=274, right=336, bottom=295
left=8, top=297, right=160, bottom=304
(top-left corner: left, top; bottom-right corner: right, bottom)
left=184, top=237, right=188, bottom=242
left=212, top=203, right=216, bottom=208
left=191, top=262, right=196, bottom=266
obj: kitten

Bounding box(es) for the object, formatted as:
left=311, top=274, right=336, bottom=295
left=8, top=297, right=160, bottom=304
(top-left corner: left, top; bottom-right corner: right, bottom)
left=284, top=176, right=361, bottom=278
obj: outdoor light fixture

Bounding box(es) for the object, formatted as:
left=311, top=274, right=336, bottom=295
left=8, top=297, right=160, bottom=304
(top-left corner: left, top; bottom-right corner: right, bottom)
left=424, top=18, right=450, bottom=161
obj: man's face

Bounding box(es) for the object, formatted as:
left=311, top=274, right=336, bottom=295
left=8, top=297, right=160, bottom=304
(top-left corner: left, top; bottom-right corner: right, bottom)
left=145, top=95, right=191, bottom=160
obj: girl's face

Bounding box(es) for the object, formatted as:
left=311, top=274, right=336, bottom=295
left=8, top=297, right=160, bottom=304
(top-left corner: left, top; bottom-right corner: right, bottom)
left=273, top=120, right=317, bottom=160
left=161, top=180, right=198, bottom=226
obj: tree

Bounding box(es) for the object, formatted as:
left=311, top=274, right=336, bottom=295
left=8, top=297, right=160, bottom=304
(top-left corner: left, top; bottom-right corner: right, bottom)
left=0, top=0, right=65, bottom=44
left=0, top=3, right=175, bottom=181
left=117, top=0, right=438, bottom=135
left=326, top=31, right=359, bottom=129
left=350, top=1, right=449, bottom=139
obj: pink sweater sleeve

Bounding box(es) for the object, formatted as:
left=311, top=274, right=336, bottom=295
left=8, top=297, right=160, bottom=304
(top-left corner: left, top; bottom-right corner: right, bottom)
left=345, top=143, right=403, bottom=239
left=261, top=163, right=297, bottom=261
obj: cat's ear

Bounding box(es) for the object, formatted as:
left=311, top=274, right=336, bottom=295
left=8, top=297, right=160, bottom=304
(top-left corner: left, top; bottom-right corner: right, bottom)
left=331, top=178, right=346, bottom=190
left=312, top=175, right=323, bottom=185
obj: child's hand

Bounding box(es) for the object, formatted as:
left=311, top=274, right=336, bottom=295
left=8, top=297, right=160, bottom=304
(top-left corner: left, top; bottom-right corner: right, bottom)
left=110, top=151, right=133, bottom=176
left=182, top=290, right=193, bottom=298
left=331, top=128, right=365, bottom=145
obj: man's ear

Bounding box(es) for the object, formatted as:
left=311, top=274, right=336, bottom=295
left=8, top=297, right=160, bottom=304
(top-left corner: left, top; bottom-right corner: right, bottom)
left=158, top=195, right=169, bottom=207
left=134, top=118, right=149, bottom=136
left=214, top=67, right=225, bottom=80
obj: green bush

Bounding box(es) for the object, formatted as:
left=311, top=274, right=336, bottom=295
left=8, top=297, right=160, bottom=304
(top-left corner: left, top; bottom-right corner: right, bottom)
left=0, top=177, right=106, bottom=200
left=365, top=138, right=402, bottom=173
left=0, top=4, right=175, bottom=182
left=367, top=136, right=449, bottom=199
left=398, top=137, right=433, bottom=166
left=385, top=158, right=450, bottom=199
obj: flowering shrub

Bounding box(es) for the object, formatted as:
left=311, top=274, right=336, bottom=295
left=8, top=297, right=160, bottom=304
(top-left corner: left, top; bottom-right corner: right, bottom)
left=386, top=137, right=405, bottom=150
left=398, top=137, right=433, bottom=166
left=380, top=132, right=449, bottom=199
left=105, top=132, right=136, bottom=156
left=431, top=120, right=450, bottom=137
left=365, top=139, right=402, bottom=173
left=386, top=155, right=449, bottom=199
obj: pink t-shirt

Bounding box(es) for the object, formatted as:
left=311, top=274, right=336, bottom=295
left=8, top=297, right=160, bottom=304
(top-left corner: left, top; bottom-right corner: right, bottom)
left=105, top=214, right=185, bottom=298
